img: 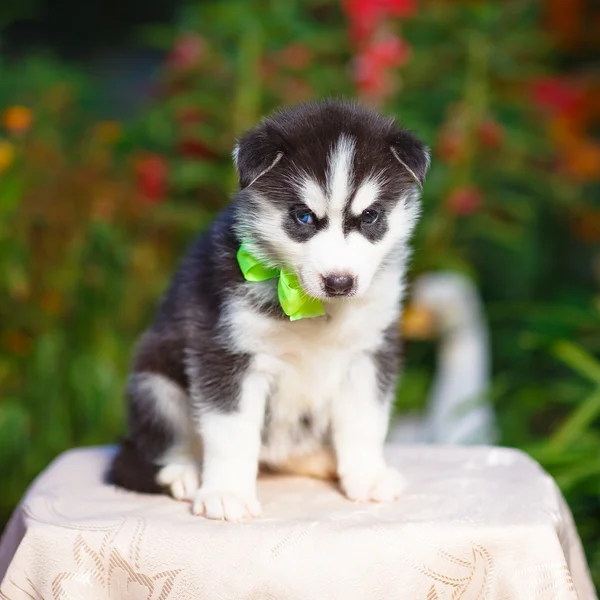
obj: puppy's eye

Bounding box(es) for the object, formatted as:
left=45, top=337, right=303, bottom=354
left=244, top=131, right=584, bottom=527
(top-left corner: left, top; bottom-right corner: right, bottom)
left=361, top=209, right=379, bottom=225
left=292, top=208, right=315, bottom=226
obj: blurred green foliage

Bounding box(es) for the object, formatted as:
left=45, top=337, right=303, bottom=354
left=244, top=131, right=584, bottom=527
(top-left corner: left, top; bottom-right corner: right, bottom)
left=0, top=0, right=598, bottom=588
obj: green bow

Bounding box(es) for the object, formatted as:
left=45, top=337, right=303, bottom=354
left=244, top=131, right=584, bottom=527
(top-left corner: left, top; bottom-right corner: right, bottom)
left=236, top=243, right=325, bottom=321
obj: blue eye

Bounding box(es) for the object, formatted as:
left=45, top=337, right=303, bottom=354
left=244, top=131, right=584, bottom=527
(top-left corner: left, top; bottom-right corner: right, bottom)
left=293, top=208, right=315, bottom=225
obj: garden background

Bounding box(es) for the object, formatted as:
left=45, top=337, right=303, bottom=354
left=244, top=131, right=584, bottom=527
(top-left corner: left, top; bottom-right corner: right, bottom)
left=0, top=0, right=599, bottom=589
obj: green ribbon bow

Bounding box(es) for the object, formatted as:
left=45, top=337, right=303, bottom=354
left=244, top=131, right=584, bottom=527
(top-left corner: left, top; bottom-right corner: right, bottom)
left=236, top=243, right=325, bottom=321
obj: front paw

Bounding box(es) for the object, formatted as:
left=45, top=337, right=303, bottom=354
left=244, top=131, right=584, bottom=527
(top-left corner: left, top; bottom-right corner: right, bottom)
left=192, top=488, right=262, bottom=521
left=156, top=459, right=200, bottom=501
left=340, top=466, right=406, bottom=503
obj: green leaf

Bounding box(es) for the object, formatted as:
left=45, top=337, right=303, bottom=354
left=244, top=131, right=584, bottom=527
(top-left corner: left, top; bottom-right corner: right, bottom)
left=553, top=341, right=600, bottom=387
left=550, top=389, right=600, bottom=449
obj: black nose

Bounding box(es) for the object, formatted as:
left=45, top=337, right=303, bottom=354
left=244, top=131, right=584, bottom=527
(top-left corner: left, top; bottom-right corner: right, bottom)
left=323, top=274, right=355, bottom=296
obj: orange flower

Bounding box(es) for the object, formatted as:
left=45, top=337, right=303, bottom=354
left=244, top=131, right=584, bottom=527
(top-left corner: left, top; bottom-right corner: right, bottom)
left=563, top=141, right=600, bottom=181
left=548, top=114, right=580, bottom=148
left=2, top=106, right=34, bottom=134
left=0, top=140, right=15, bottom=173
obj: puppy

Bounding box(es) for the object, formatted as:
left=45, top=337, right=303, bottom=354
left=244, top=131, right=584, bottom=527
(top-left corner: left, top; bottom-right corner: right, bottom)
left=110, top=100, right=429, bottom=520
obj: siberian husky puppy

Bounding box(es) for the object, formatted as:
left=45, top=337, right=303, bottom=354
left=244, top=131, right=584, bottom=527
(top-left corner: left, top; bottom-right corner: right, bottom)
left=110, top=100, right=430, bottom=520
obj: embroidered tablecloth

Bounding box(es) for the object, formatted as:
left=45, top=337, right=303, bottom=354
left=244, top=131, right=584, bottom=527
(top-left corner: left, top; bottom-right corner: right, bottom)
left=0, top=445, right=596, bottom=599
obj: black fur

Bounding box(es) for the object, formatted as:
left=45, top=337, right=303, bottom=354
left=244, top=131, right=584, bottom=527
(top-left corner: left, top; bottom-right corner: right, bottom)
left=110, top=207, right=257, bottom=492
left=109, top=378, right=176, bottom=493
left=372, top=322, right=402, bottom=401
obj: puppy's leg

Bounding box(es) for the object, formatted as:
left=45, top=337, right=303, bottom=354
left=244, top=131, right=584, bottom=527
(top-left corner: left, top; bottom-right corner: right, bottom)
left=192, top=369, right=269, bottom=521
left=111, top=372, right=200, bottom=500
left=332, top=353, right=405, bottom=502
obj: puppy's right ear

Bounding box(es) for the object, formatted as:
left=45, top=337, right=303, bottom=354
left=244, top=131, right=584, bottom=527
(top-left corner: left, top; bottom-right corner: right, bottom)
left=233, top=123, right=286, bottom=189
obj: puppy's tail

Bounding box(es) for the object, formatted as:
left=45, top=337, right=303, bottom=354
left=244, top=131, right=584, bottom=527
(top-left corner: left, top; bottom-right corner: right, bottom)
left=108, top=438, right=163, bottom=494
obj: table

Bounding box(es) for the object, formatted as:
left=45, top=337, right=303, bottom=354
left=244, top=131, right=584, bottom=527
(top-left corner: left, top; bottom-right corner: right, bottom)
left=0, top=445, right=596, bottom=599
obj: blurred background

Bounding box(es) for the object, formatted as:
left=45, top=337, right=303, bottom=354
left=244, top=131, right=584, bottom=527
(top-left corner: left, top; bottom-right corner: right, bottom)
left=0, top=0, right=599, bottom=588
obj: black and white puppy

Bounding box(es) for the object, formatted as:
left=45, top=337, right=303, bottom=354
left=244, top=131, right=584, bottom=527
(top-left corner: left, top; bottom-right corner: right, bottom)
left=110, top=100, right=429, bottom=520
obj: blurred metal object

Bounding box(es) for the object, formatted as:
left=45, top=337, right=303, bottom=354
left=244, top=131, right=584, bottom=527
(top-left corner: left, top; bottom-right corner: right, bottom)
left=391, top=272, right=498, bottom=446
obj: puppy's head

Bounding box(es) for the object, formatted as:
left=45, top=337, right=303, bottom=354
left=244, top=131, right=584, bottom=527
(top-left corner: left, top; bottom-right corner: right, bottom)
left=233, top=100, right=429, bottom=300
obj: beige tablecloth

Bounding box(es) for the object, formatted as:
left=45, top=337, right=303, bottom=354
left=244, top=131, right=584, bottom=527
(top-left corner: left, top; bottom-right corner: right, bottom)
left=0, top=445, right=596, bottom=600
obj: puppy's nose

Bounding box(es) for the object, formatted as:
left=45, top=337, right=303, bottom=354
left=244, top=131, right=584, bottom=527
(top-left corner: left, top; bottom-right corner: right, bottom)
left=323, top=274, right=355, bottom=296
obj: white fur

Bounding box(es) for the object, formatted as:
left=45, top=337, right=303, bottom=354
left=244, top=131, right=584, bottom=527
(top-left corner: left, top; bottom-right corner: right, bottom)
left=350, top=178, right=382, bottom=215
left=235, top=198, right=290, bottom=268
left=327, top=135, right=355, bottom=212
left=300, top=177, right=328, bottom=219
left=192, top=368, right=269, bottom=520
left=156, top=458, right=199, bottom=501
left=128, top=372, right=190, bottom=433
left=333, top=353, right=405, bottom=501
left=222, top=260, right=405, bottom=489
left=300, top=195, right=417, bottom=297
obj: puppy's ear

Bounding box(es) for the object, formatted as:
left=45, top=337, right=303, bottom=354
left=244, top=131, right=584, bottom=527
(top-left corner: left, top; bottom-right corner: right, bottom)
left=389, top=130, right=430, bottom=190
left=233, top=123, right=286, bottom=189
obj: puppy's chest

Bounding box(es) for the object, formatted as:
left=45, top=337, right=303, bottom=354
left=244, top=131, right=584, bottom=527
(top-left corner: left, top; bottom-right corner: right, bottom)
left=228, top=292, right=398, bottom=462
left=237, top=309, right=381, bottom=462
left=260, top=332, right=354, bottom=462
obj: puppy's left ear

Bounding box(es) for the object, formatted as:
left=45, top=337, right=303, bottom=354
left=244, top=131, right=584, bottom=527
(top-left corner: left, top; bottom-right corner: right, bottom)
left=233, top=123, right=286, bottom=189
left=389, top=130, right=430, bottom=190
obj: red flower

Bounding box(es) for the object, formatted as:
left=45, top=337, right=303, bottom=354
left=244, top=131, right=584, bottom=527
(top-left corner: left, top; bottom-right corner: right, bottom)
left=134, top=154, right=168, bottom=205
left=177, top=138, right=215, bottom=160
left=168, top=33, right=206, bottom=71
left=446, top=186, right=483, bottom=216
left=370, top=35, right=411, bottom=67
left=344, top=0, right=417, bottom=42
left=354, top=35, right=411, bottom=97
left=530, top=77, right=584, bottom=117
left=354, top=52, right=387, bottom=97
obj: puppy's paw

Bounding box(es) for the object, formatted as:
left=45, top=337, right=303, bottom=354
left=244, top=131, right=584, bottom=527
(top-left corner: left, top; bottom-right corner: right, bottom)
left=156, top=459, right=200, bottom=501
left=192, top=488, right=262, bottom=521
left=340, top=466, right=406, bottom=503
